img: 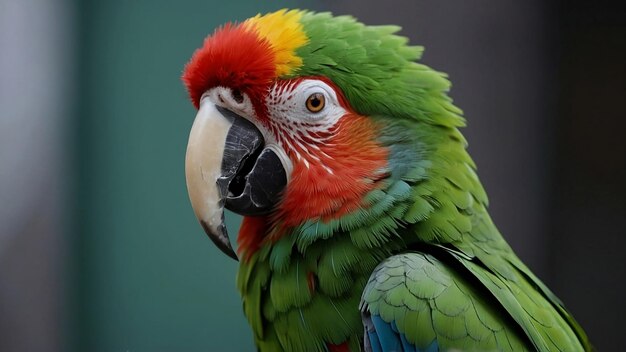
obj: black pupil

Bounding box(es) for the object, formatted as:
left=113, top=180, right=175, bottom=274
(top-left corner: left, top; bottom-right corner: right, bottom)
left=310, top=95, right=321, bottom=108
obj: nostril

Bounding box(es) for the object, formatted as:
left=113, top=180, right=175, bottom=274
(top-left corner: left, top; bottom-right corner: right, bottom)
left=217, top=93, right=225, bottom=104
left=231, top=89, right=244, bottom=104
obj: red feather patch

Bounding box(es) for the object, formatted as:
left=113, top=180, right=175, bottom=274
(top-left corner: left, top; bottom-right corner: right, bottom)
left=182, top=23, right=275, bottom=109
left=327, top=342, right=351, bottom=352
left=237, top=112, right=388, bottom=260
left=237, top=216, right=269, bottom=261
left=273, top=112, right=388, bottom=232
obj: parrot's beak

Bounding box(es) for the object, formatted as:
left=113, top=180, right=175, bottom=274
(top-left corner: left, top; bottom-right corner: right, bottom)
left=185, top=96, right=287, bottom=260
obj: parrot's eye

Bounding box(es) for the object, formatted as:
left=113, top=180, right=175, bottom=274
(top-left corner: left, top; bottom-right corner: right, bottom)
left=305, top=93, right=325, bottom=113
left=267, top=79, right=344, bottom=125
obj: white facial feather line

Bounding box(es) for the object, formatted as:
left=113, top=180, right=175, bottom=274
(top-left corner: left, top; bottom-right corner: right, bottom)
left=266, top=79, right=346, bottom=173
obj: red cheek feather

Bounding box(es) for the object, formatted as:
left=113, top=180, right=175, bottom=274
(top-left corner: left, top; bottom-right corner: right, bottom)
left=237, top=113, right=388, bottom=259
left=237, top=216, right=269, bottom=262
left=274, top=113, right=388, bottom=231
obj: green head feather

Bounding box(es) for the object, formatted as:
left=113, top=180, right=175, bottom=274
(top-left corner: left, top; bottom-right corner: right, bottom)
left=294, top=12, right=465, bottom=128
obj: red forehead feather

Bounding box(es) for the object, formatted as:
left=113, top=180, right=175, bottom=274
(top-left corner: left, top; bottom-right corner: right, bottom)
left=182, top=23, right=276, bottom=109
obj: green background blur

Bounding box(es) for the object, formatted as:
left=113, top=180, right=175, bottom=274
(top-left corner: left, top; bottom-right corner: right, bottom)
left=73, top=1, right=310, bottom=350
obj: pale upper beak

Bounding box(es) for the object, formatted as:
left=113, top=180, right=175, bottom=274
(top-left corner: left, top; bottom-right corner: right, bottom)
left=185, top=89, right=287, bottom=260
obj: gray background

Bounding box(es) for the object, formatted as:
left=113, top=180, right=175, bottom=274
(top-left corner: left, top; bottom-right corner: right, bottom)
left=0, top=0, right=623, bottom=351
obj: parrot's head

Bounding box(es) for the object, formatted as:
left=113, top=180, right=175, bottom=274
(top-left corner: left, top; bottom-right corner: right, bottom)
left=183, top=9, right=464, bottom=260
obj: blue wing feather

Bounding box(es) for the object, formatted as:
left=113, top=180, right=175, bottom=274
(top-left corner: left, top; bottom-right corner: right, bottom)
left=367, top=315, right=437, bottom=352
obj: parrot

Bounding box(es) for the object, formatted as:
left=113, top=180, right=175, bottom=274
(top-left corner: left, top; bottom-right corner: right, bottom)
left=182, top=9, right=591, bottom=352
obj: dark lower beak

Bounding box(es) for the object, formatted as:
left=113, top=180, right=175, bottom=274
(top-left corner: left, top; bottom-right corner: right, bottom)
left=185, top=98, right=286, bottom=260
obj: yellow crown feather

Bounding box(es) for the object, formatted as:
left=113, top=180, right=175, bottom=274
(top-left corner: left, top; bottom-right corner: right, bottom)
left=244, top=9, right=308, bottom=77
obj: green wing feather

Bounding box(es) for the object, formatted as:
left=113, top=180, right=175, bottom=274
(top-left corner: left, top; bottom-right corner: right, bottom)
left=361, top=252, right=531, bottom=351
left=368, top=125, right=590, bottom=351
left=356, top=116, right=593, bottom=351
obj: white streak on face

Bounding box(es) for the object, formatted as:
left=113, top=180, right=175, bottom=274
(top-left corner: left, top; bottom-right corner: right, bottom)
left=265, top=79, right=347, bottom=170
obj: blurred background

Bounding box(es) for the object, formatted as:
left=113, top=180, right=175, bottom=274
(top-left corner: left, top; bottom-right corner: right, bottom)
left=0, top=0, right=623, bottom=350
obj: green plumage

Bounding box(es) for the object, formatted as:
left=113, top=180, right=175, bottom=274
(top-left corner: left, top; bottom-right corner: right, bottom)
left=237, top=11, right=591, bottom=351
left=361, top=252, right=529, bottom=350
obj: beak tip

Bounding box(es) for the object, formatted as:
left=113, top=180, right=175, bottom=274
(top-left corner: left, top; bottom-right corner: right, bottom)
left=200, top=220, right=239, bottom=261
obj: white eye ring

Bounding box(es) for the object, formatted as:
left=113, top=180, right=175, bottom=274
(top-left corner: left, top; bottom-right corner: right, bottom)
left=266, top=79, right=346, bottom=127
left=293, top=80, right=343, bottom=122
